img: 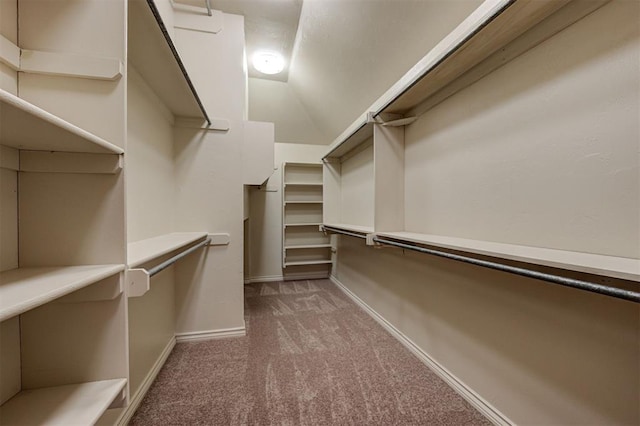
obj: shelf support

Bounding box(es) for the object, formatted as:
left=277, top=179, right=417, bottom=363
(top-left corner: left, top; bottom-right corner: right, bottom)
left=126, top=238, right=211, bottom=297
left=0, top=35, right=122, bottom=80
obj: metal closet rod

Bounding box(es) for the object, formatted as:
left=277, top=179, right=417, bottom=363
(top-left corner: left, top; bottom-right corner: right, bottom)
left=148, top=238, right=211, bottom=277
left=373, top=237, right=640, bottom=304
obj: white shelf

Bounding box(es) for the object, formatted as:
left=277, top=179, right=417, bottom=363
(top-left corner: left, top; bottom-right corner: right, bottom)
left=0, top=265, right=125, bottom=322
left=0, top=89, right=124, bottom=154
left=283, top=162, right=322, bottom=167
left=323, top=223, right=374, bottom=235
left=284, top=260, right=332, bottom=267
left=0, top=379, right=127, bottom=425
left=324, top=0, right=603, bottom=160
left=127, top=232, right=208, bottom=268
left=285, top=201, right=323, bottom=205
left=285, top=244, right=332, bottom=250
left=128, top=0, right=208, bottom=121
left=284, top=223, right=323, bottom=227
left=284, top=183, right=324, bottom=187
left=376, top=232, right=640, bottom=282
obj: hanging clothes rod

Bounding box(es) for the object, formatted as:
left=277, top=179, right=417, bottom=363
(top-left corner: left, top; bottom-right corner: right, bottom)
left=147, top=238, right=210, bottom=277
left=373, top=237, right=640, bottom=304
left=322, top=225, right=368, bottom=240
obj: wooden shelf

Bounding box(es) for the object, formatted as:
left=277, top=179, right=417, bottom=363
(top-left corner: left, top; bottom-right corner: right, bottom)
left=284, top=260, right=332, bottom=267
left=127, top=232, right=208, bottom=268
left=285, top=244, right=332, bottom=250
left=376, top=232, right=640, bottom=282
left=0, top=89, right=124, bottom=154
left=323, top=223, right=374, bottom=235
left=0, top=265, right=125, bottom=322
left=323, top=0, right=606, bottom=160
left=0, top=379, right=127, bottom=425
left=128, top=0, right=209, bottom=121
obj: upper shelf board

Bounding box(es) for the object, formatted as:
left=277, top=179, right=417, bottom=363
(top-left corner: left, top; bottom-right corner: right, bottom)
left=128, top=0, right=210, bottom=123
left=323, top=0, right=609, bottom=160
left=322, top=223, right=374, bottom=235
left=0, top=89, right=124, bottom=154
left=128, top=232, right=208, bottom=268
left=376, top=231, right=640, bottom=282
left=0, top=265, right=125, bottom=322
left=324, top=120, right=373, bottom=160
left=0, top=379, right=127, bottom=425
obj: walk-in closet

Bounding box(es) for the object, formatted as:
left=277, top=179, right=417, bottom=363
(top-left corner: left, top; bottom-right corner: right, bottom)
left=0, top=0, right=638, bottom=424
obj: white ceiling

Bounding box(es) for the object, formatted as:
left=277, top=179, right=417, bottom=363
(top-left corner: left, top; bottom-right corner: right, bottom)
left=214, top=0, right=484, bottom=144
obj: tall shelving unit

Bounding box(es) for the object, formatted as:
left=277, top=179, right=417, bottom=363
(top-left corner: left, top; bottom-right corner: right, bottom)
left=0, top=0, right=254, bottom=423
left=282, top=163, right=331, bottom=271
left=0, top=0, right=129, bottom=422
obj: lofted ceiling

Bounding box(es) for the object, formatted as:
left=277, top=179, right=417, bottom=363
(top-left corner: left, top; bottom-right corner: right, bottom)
left=212, top=0, right=484, bottom=145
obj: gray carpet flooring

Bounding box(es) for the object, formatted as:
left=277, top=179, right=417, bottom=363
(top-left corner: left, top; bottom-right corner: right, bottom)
left=131, top=279, right=490, bottom=425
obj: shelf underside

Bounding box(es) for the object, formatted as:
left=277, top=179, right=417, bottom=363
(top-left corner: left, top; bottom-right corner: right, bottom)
left=322, top=223, right=374, bottom=235
left=285, top=260, right=332, bottom=267
left=0, top=265, right=125, bottom=322
left=285, top=244, right=332, bottom=250
left=128, top=0, right=208, bottom=121
left=0, top=379, right=127, bottom=425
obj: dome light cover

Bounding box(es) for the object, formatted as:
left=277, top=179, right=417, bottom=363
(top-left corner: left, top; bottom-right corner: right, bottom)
left=252, top=51, right=285, bottom=75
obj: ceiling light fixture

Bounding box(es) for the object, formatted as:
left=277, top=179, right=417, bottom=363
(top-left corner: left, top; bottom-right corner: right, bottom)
left=252, top=51, right=285, bottom=75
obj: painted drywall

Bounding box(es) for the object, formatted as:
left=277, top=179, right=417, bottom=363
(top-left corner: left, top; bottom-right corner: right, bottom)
left=0, top=0, right=17, bottom=94
left=172, top=13, right=247, bottom=333
left=126, top=66, right=176, bottom=243
left=334, top=1, right=639, bottom=424
left=248, top=78, right=328, bottom=145
left=124, top=62, right=179, bottom=409
left=0, top=165, right=17, bottom=271
left=404, top=0, right=639, bottom=259
left=127, top=267, right=175, bottom=397
left=340, top=142, right=374, bottom=228
left=248, top=143, right=327, bottom=282
left=289, top=0, right=482, bottom=142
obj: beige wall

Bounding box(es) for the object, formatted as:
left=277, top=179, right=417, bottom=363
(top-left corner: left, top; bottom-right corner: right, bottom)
left=404, top=0, right=639, bottom=258
left=126, top=66, right=175, bottom=243
left=247, top=143, right=327, bottom=281
left=248, top=78, right=328, bottom=145
left=173, top=13, right=247, bottom=334
left=334, top=1, right=639, bottom=424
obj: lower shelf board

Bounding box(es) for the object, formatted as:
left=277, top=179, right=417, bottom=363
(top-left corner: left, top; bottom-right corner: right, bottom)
left=285, top=244, right=332, bottom=250
left=0, top=379, right=127, bottom=425
left=0, top=265, right=125, bottom=322
left=284, top=260, right=332, bottom=267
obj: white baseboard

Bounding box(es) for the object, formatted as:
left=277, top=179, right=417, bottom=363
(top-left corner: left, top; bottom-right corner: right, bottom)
left=329, top=275, right=513, bottom=426
left=117, top=337, right=176, bottom=426
left=245, top=272, right=330, bottom=284
left=175, top=324, right=246, bottom=342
